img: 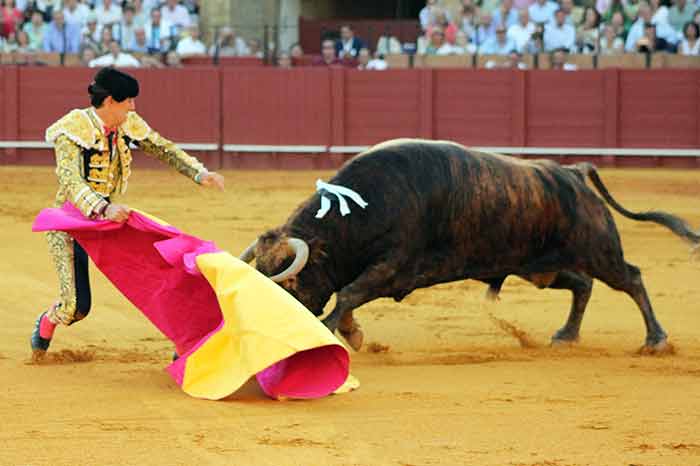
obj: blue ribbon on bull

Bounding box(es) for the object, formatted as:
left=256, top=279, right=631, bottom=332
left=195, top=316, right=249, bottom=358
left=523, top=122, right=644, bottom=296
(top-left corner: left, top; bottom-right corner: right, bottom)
left=315, top=179, right=368, bottom=219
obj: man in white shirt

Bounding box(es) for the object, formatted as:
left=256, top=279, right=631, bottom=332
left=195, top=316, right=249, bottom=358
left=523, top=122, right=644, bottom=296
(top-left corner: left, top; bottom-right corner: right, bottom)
left=480, top=25, right=517, bottom=54
left=160, top=0, right=190, bottom=31
left=625, top=1, right=679, bottom=50
left=114, top=5, right=138, bottom=51
left=144, top=8, right=173, bottom=54
left=543, top=9, right=576, bottom=51
left=63, top=0, right=90, bottom=28
left=89, top=40, right=141, bottom=67
left=175, top=24, right=206, bottom=56
left=508, top=8, right=536, bottom=52
left=529, top=0, right=558, bottom=24
left=94, top=0, right=122, bottom=29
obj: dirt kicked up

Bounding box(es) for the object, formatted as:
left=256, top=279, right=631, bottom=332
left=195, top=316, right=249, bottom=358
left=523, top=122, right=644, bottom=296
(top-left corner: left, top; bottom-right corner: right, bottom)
left=1, top=166, right=699, bottom=466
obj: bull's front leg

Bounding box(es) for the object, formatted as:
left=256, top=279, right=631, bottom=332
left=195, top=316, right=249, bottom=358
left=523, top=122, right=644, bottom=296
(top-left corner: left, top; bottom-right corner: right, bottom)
left=323, top=260, right=404, bottom=350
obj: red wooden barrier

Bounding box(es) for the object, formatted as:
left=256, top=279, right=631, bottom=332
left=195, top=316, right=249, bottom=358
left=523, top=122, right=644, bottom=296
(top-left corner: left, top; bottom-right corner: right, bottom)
left=1, top=66, right=699, bottom=169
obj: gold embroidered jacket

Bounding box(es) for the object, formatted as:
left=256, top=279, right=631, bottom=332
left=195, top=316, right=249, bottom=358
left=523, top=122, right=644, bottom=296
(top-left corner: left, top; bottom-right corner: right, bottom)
left=45, top=108, right=206, bottom=217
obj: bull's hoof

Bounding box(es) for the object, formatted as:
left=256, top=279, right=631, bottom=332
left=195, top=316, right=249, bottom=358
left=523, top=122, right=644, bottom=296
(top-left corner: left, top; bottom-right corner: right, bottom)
left=637, top=339, right=675, bottom=356
left=339, top=328, right=364, bottom=352
left=550, top=329, right=579, bottom=346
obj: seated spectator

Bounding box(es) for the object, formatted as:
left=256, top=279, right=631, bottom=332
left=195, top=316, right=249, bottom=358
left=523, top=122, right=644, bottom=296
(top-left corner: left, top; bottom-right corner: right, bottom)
left=453, top=29, right=477, bottom=53
left=160, top=0, right=190, bottom=32
left=209, top=26, right=248, bottom=56
left=335, top=24, right=366, bottom=59
left=419, top=0, right=440, bottom=31
left=43, top=10, right=81, bottom=53
left=481, top=25, right=517, bottom=54
left=576, top=7, right=601, bottom=53
left=94, top=0, right=122, bottom=30
left=1, top=0, right=23, bottom=39
left=471, top=13, right=496, bottom=47
left=277, top=51, right=292, bottom=68
left=599, top=23, right=624, bottom=53
left=636, top=22, right=674, bottom=52
left=312, top=38, right=343, bottom=65
left=508, top=8, right=535, bottom=52
left=144, top=7, right=173, bottom=54
left=97, top=26, right=113, bottom=55
left=81, top=13, right=100, bottom=51
left=2, top=29, right=17, bottom=51
left=650, top=0, right=669, bottom=26
left=493, top=0, right=519, bottom=28
left=175, top=24, right=205, bottom=56
left=529, top=0, right=558, bottom=25
left=165, top=50, right=182, bottom=67
left=485, top=49, right=528, bottom=68
left=247, top=37, right=263, bottom=58
left=668, top=0, right=697, bottom=34
left=289, top=42, right=303, bottom=58
left=114, top=5, right=138, bottom=51
left=79, top=45, right=97, bottom=66
left=356, top=47, right=371, bottom=69
left=89, top=39, right=140, bottom=67
left=426, top=9, right=458, bottom=44
left=376, top=25, right=403, bottom=55
left=550, top=47, right=577, bottom=69
left=524, top=22, right=546, bottom=53
left=15, top=29, right=32, bottom=52
left=543, top=8, right=576, bottom=51
left=678, top=21, right=700, bottom=54
left=130, top=26, right=148, bottom=53
left=454, top=4, right=477, bottom=39
left=561, top=0, right=584, bottom=25
left=694, top=9, right=700, bottom=27
left=132, top=0, right=148, bottom=27
left=608, top=10, right=630, bottom=38
left=626, top=2, right=678, bottom=51
left=63, top=0, right=89, bottom=28
left=424, top=27, right=455, bottom=54
left=22, top=10, right=47, bottom=50
left=36, top=0, right=60, bottom=23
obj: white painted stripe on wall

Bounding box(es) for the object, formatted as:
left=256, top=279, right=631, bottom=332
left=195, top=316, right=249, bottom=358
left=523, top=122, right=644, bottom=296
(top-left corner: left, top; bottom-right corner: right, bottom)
left=223, top=144, right=327, bottom=153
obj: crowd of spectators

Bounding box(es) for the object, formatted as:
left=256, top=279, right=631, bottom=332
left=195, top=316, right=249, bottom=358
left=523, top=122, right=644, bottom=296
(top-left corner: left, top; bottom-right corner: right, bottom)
left=412, top=0, right=700, bottom=62
left=0, top=0, right=267, bottom=66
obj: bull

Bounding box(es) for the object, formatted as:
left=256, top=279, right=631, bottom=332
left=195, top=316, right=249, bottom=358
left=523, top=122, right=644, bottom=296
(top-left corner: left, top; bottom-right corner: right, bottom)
left=240, top=139, right=699, bottom=353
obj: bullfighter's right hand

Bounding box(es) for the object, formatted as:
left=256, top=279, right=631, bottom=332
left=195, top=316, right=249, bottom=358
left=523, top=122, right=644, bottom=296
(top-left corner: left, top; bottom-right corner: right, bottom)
left=104, top=203, right=131, bottom=223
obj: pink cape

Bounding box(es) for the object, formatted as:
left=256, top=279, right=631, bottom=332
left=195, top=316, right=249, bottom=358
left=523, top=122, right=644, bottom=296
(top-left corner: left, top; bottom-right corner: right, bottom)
left=33, top=204, right=349, bottom=400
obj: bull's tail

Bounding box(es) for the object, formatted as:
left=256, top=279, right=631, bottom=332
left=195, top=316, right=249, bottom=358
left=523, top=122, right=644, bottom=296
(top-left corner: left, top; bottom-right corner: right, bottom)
left=572, top=162, right=700, bottom=246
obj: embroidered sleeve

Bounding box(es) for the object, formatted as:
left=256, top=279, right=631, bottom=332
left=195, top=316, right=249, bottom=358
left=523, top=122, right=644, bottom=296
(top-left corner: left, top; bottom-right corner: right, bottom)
left=122, top=112, right=206, bottom=182
left=54, top=135, right=108, bottom=218
left=137, top=130, right=206, bottom=182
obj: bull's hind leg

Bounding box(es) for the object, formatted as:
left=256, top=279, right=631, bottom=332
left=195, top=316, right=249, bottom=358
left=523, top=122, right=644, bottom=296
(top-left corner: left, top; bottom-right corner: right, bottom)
left=594, top=262, right=668, bottom=351
left=547, top=271, right=594, bottom=344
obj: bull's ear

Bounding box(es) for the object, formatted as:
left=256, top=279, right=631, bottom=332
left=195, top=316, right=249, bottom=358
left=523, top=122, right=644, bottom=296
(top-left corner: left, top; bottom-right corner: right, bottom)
left=307, top=237, right=327, bottom=259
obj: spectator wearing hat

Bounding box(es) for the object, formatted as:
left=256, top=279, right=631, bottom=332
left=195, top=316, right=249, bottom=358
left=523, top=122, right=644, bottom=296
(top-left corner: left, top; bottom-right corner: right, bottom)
left=543, top=8, right=576, bottom=51
left=31, top=67, right=225, bottom=359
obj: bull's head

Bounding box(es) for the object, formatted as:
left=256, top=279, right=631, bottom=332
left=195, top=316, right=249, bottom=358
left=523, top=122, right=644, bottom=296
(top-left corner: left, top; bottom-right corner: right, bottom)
left=239, top=229, right=332, bottom=316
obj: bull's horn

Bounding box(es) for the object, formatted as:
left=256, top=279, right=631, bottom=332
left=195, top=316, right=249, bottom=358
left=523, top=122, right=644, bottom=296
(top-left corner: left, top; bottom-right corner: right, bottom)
left=239, top=239, right=258, bottom=263
left=270, top=238, right=309, bottom=282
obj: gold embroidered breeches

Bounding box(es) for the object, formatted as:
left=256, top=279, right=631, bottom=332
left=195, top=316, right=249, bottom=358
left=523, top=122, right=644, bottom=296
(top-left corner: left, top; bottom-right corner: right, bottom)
left=46, top=231, right=92, bottom=326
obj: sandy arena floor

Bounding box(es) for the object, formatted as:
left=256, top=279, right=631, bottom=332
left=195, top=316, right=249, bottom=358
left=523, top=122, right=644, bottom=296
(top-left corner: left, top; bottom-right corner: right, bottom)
left=1, top=166, right=699, bottom=466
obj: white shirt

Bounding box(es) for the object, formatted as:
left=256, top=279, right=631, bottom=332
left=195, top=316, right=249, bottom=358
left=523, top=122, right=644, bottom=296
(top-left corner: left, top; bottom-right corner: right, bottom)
left=63, top=3, right=91, bottom=28
left=679, top=38, right=700, bottom=54
left=89, top=52, right=141, bottom=68
left=529, top=1, right=558, bottom=24
left=160, top=4, right=191, bottom=28
left=94, top=4, right=123, bottom=28
left=543, top=22, right=576, bottom=51
left=366, top=58, right=388, bottom=70
left=176, top=36, right=206, bottom=56
left=625, top=18, right=679, bottom=51
left=507, top=22, right=536, bottom=52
